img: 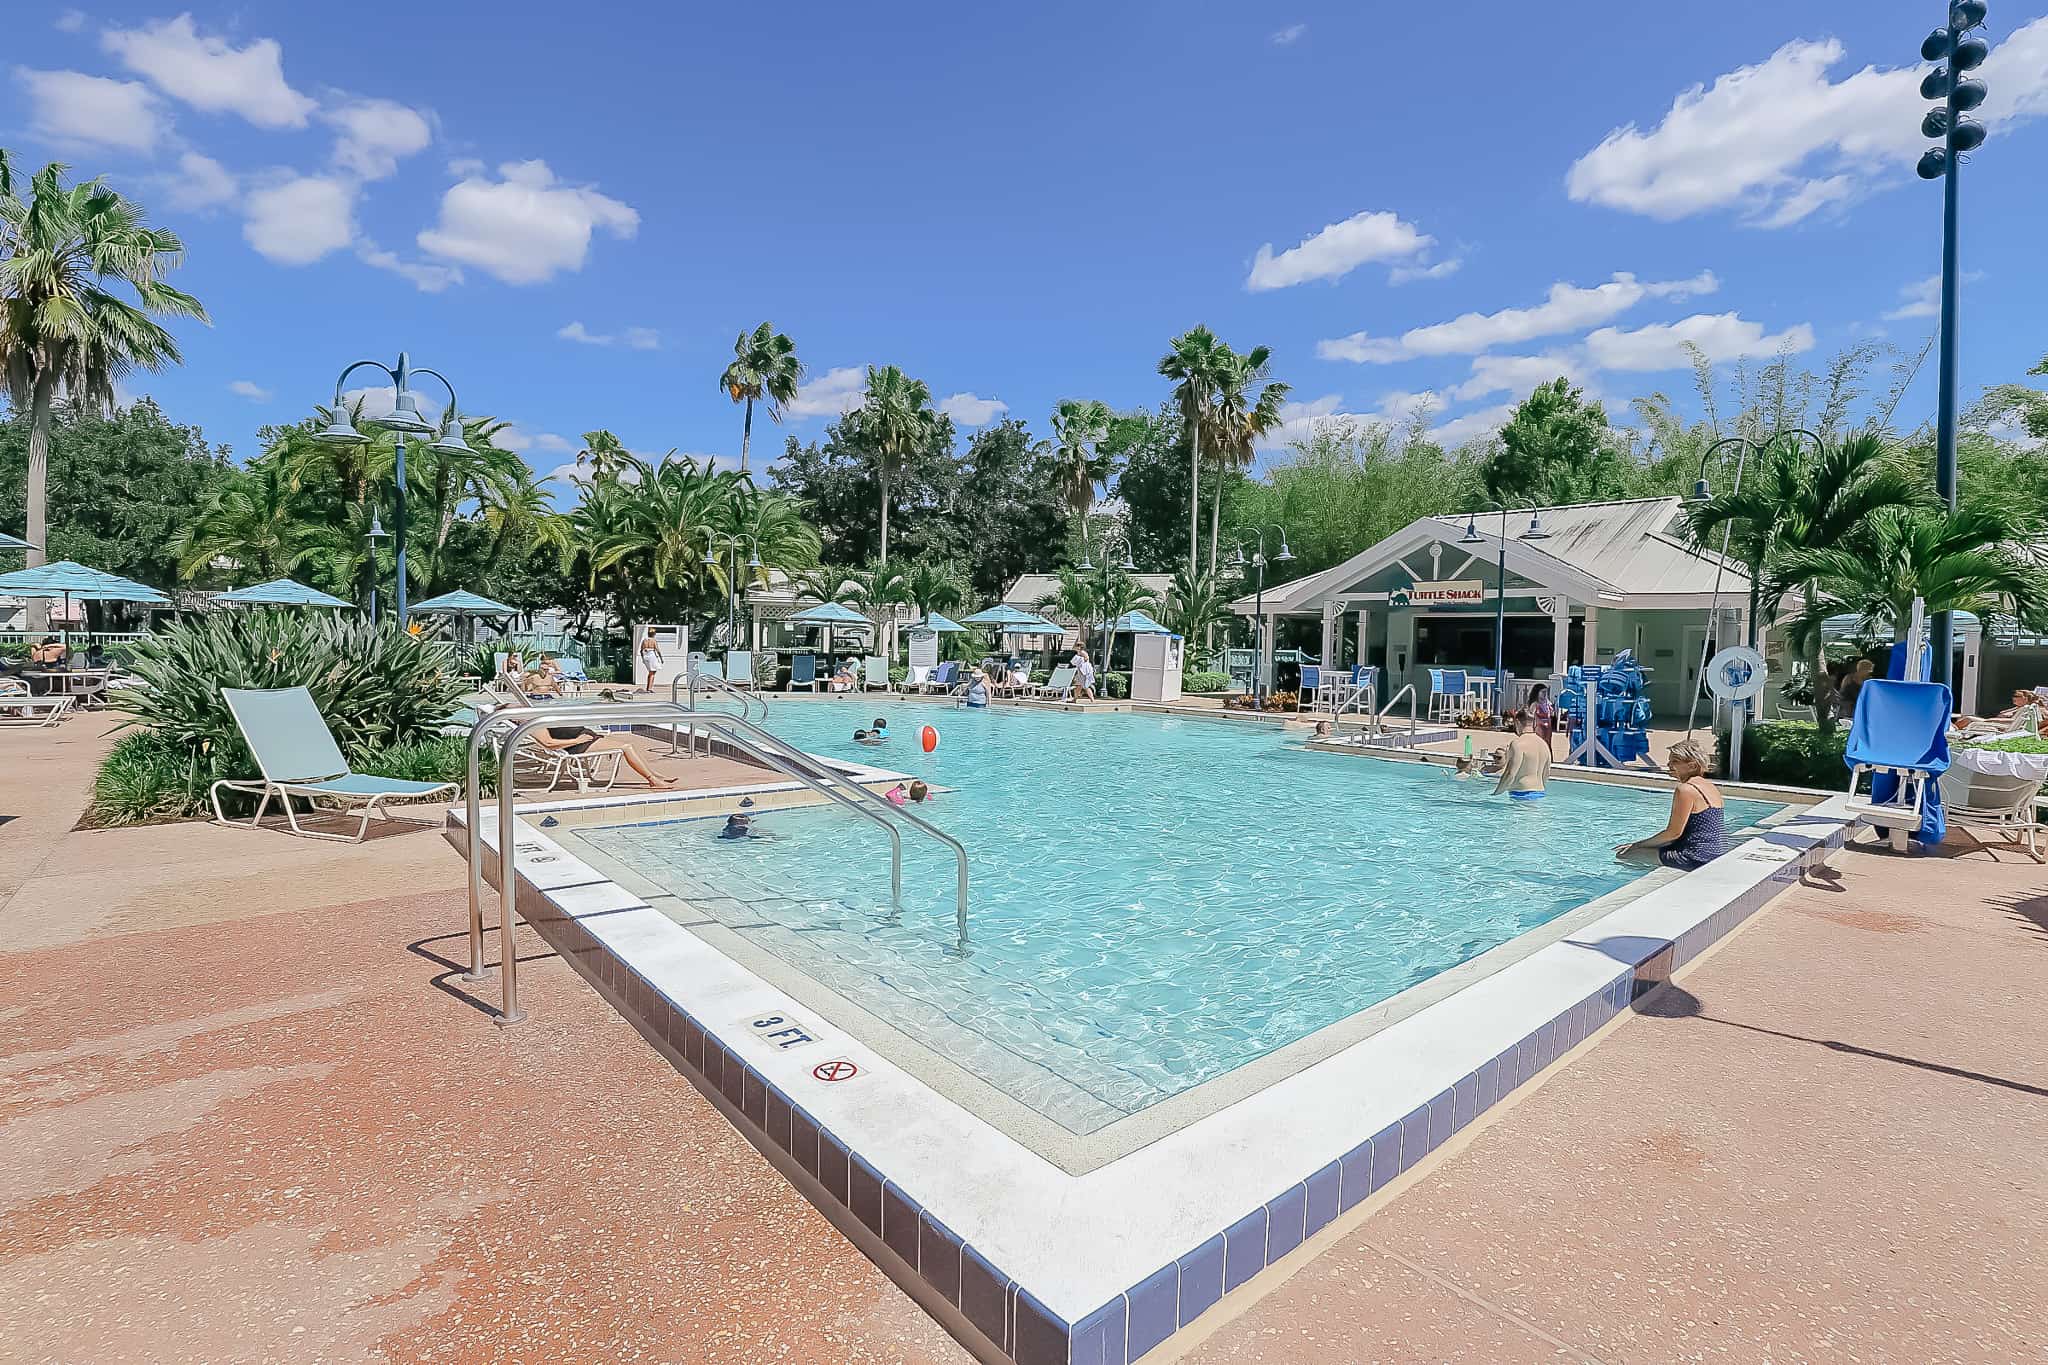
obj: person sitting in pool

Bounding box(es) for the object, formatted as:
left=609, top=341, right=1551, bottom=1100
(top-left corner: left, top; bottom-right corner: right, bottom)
left=1312, top=720, right=1334, bottom=739
left=870, top=717, right=889, bottom=740
left=528, top=726, right=677, bottom=789
left=1616, top=738, right=1726, bottom=869
left=718, top=811, right=767, bottom=839
left=1492, top=711, right=1551, bottom=801
left=854, top=728, right=883, bottom=745
left=883, top=782, right=909, bottom=805
left=907, top=779, right=932, bottom=804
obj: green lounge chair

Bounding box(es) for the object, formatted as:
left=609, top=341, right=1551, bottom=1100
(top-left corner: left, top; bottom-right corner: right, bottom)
left=210, top=686, right=459, bottom=842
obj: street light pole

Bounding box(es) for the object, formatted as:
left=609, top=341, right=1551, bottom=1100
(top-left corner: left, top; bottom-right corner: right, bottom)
left=1459, top=505, right=1549, bottom=713
left=365, top=512, right=388, bottom=625
left=1228, top=524, right=1292, bottom=701
left=701, top=530, right=761, bottom=653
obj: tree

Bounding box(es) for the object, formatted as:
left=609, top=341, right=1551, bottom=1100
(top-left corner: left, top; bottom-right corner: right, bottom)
left=719, top=322, right=803, bottom=474
left=0, top=155, right=208, bottom=626
left=1161, top=565, right=1232, bottom=647
left=1106, top=403, right=1194, bottom=571
left=1049, top=398, right=1113, bottom=521
left=173, top=461, right=307, bottom=582
left=1158, top=326, right=1231, bottom=572
left=948, top=419, right=1073, bottom=598
left=575, top=428, right=638, bottom=484
left=1482, top=378, right=1634, bottom=505
left=843, top=364, right=939, bottom=563
left=1205, top=346, right=1289, bottom=571
left=770, top=412, right=959, bottom=567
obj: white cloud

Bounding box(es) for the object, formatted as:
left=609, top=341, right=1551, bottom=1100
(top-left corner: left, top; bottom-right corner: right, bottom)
left=418, top=159, right=639, bottom=285
left=446, top=157, right=485, bottom=177
left=342, top=384, right=446, bottom=423
left=227, top=379, right=270, bottom=402
left=358, top=242, right=462, bottom=293
left=558, top=321, right=610, bottom=346
left=1318, top=271, right=1717, bottom=363
left=15, top=68, right=165, bottom=152
left=785, top=365, right=868, bottom=420
left=242, top=175, right=355, bottom=265
left=325, top=99, right=432, bottom=180
left=162, top=150, right=236, bottom=210
left=1388, top=257, right=1462, bottom=286
left=1451, top=352, right=1590, bottom=402
left=1583, top=312, right=1815, bottom=371
left=495, top=426, right=575, bottom=455
left=1255, top=390, right=1446, bottom=451
left=1246, top=209, right=1431, bottom=291
left=1566, top=20, right=2048, bottom=227
left=54, top=10, right=86, bottom=32
left=532, top=432, right=574, bottom=453
left=1881, top=271, right=1983, bottom=321
left=622, top=326, right=661, bottom=351
left=1431, top=402, right=1516, bottom=448
left=556, top=321, right=658, bottom=349
left=1270, top=24, right=1306, bottom=45
left=101, top=14, right=313, bottom=129
left=939, top=392, right=1006, bottom=425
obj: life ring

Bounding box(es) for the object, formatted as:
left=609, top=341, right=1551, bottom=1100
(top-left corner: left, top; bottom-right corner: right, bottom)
left=921, top=725, right=940, bottom=753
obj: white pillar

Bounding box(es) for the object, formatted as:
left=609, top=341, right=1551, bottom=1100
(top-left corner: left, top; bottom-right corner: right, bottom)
left=1320, top=604, right=1339, bottom=667
left=1551, top=598, right=1571, bottom=680
left=1354, top=607, right=1370, bottom=670
left=1581, top=606, right=1599, bottom=666
left=1961, top=622, right=1982, bottom=713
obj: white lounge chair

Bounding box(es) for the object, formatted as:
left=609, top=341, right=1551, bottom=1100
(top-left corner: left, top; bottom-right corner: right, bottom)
left=0, top=678, right=73, bottom=727
left=726, top=651, right=755, bottom=688
left=905, top=664, right=933, bottom=692
left=862, top=656, right=890, bottom=691
left=1031, top=665, right=1074, bottom=699
left=1939, top=764, right=2046, bottom=861
left=210, top=686, right=458, bottom=842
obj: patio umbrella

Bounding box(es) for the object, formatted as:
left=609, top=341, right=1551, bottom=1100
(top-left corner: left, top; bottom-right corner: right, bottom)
left=0, top=560, right=169, bottom=639
left=0, top=531, right=35, bottom=551
left=1103, top=609, right=1170, bottom=634
left=913, top=611, right=965, bottom=632
left=789, top=600, right=873, bottom=654
left=215, top=577, right=354, bottom=609
left=409, top=588, right=518, bottom=646
left=961, top=604, right=1058, bottom=631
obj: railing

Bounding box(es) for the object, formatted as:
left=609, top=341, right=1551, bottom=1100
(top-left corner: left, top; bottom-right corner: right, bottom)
left=670, top=667, right=766, bottom=756
left=1370, top=683, right=1421, bottom=743
left=462, top=699, right=969, bottom=1024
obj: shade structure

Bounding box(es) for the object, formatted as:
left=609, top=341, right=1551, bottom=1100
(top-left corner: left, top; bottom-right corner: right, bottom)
left=1103, top=609, right=1170, bottom=634
left=1819, top=610, right=1978, bottom=644
left=913, top=612, right=965, bottom=633
left=962, top=604, right=1058, bottom=631
left=788, top=601, right=872, bottom=628
left=0, top=560, right=169, bottom=604
left=215, top=577, right=354, bottom=608
left=0, top=531, right=35, bottom=551
left=408, top=588, right=516, bottom=616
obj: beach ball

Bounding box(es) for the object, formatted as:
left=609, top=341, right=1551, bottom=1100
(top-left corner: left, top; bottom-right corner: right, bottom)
left=921, top=725, right=940, bottom=753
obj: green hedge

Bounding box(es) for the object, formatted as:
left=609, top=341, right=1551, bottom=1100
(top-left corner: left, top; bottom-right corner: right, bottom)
left=1102, top=671, right=1130, bottom=699
left=1181, top=670, right=1231, bottom=693
left=1740, top=719, right=1848, bottom=789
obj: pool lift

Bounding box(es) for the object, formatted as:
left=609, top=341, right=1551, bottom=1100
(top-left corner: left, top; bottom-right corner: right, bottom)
left=463, top=698, right=971, bottom=1025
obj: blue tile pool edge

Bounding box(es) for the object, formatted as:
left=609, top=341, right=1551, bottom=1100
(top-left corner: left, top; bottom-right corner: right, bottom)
left=460, top=794, right=1853, bottom=1365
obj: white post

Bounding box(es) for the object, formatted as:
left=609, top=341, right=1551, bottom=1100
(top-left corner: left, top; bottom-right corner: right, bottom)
left=1354, top=607, right=1369, bottom=670
left=1320, top=603, right=1338, bottom=668
left=1960, top=619, right=1981, bottom=712
left=1581, top=606, right=1599, bottom=666
left=1551, top=597, right=1571, bottom=680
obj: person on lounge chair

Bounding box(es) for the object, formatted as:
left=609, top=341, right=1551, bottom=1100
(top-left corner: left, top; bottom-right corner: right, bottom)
left=829, top=659, right=858, bottom=693
left=529, top=726, right=677, bottom=789
left=1953, top=687, right=2047, bottom=735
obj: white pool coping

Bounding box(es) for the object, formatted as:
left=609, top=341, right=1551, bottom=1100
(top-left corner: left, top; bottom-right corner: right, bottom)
left=450, top=780, right=1856, bottom=1364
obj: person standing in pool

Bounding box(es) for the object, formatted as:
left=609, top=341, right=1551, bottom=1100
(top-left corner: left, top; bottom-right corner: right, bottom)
left=1616, top=738, right=1726, bottom=868
left=963, top=667, right=991, bottom=708
left=1527, top=683, right=1557, bottom=754
left=1492, top=710, right=1551, bottom=801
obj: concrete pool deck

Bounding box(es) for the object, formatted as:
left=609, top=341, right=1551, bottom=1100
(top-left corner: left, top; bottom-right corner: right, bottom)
left=4, top=719, right=2043, bottom=1361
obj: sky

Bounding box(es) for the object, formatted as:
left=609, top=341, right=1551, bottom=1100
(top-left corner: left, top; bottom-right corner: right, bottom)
left=5, top=1, right=2047, bottom=496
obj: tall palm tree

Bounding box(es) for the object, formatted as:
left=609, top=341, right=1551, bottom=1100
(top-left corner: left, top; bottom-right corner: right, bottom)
left=1049, top=398, right=1113, bottom=522
left=575, top=428, right=639, bottom=485
left=1157, top=326, right=1230, bottom=574
left=1161, top=565, right=1231, bottom=647
left=583, top=455, right=742, bottom=591
left=1207, top=347, right=1289, bottom=574
left=1, top=156, right=208, bottom=626
left=1088, top=568, right=1160, bottom=681
left=173, top=461, right=305, bottom=582
left=845, top=364, right=939, bottom=563
left=896, top=558, right=968, bottom=620
left=1685, top=432, right=1922, bottom=728
left=719, top=322, right=804, bottom=476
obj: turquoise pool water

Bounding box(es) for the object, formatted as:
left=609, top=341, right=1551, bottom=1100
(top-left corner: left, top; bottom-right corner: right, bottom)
left=570, top=703, right=1781, bottom=1133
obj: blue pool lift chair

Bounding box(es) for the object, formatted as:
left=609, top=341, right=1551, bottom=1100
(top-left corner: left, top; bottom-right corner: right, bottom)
left=1842, top=677, right=1953, bottom=852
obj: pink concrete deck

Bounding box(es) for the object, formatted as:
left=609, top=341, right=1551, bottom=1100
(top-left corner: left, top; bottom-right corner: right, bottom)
left=4, top=720, right=2043, bottom=1362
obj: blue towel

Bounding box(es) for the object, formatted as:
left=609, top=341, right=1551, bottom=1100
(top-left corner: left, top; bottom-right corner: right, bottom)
left=1847, top=675, right=1950, bottom=847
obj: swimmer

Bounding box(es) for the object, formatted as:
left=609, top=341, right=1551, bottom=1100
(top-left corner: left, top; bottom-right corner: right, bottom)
left=1492, top=710, right=1551, bottom=801
left=853, top=727, right=885, bottom=745
left=718, top=811, right=761, bottom=839
left=1452, top=754, right=1476, bottom=779
left=871, top=717, right=890, bottom=740
left=907, top=779, right=932, bottom=804
left=1313, top=720, right=1333, bottom=739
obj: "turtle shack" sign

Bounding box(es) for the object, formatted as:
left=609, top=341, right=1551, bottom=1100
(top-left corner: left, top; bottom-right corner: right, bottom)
left=1391, top=579, right=1487, bottom=607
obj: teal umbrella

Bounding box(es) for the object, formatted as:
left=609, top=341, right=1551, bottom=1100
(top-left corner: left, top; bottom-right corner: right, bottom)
left=962, top=603, right=1057, bottom=631
left=790, top=600, right=873, bottom=654
left=1104, top=609, right=1171, bottom=634
left=0, top=560, right=169, bottom=637
left=216, top=577, right=354, bottom=608
left=410, top=588, right=516, bottom=616
left=0, top=531, right=35, bottom=551
left=913, top=612, right=965, bottom=632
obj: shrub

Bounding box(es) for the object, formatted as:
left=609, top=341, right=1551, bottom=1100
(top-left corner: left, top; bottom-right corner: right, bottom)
left=1181, top=670, right=1231, bottom=693
left=96, top=611, right=469, bottom=825
left=1102, top=671, right=1130, bottom=699
left=1740, top=719, right=1848, bottom=788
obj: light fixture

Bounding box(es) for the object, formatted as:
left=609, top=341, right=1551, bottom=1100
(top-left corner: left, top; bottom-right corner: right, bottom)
left=702, top=546, right=718, bottom=566
left=746, top=550, right=762, bottom=569
left=1459, top=515, right=1483, bottom=545
left=1920, top=67, right=1952, bottom=99
left=313, top=404, right=368, bottom=446
left=1690, top=477, right=1712, bottom=502
left=429, top=411, right=473, bottom=455
left=1521, top=512, right=1550, bottom=541
left=1921, top=27, right=1953, bottom=61
left=1917, top=147, right=1951, bottom=180
left=1229, top=548, right=1247, bottom=569
left=1952, top=0, right=1987, bottom=27
left=367, top=511, right=388, bottom=541
left=1274, top=539, right=1294, bottom=562
left=1078, top=554, right=1095, bottom=571
left=1952, top=79, right=1987, bottom=110
left=1119, top=550, right=1138, bottom=571
left=1952, top=120, right=1987, bottom=152
left=381, top=389, right=436, bottom=435
left=1952, top=36, right=1988, bottom=70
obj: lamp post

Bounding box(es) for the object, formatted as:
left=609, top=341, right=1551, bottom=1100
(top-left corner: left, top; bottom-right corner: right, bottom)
left=1079, top=526, right=1139, bottom=679
left=1915, top=0, right=1991, bottom=688
left=700, top=529, right=761, bottom=653
left=1458, top=505, right=1550, bottom=711
left=311, top=352, right=472, bottom=629
left=365, top=512, right=389, bottom=626
left=1228, top=524, right=1293, bottom=701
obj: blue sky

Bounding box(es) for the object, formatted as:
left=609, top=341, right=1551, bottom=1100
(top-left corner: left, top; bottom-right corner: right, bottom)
left=6, top=2, right=2047, bottom=491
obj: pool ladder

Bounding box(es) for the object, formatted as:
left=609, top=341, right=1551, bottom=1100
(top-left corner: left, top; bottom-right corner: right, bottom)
left=462, top=699, right=970, bottom=1025
left=670, top=667, right=767, bottom=756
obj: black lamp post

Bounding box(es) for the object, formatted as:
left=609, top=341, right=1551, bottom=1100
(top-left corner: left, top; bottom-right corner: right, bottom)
left=1229, top=524, right=1293, bottom=702
left=1459, top=505, right=1550, bottom=711
left=700, top=530, right=761, bottom=652
left=1916, top=0, right=1990, bottom=686
left=365, top=512, right=389, bottom=626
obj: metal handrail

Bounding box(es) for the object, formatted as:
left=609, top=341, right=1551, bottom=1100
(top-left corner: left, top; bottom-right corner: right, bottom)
left=464, top=702, right=903, bottom=1024
left=461, top=699, right=970, bottom=1024
left=1374, top=683, right=1420, bottom=741
left=672, top=666, right=766, bottom=754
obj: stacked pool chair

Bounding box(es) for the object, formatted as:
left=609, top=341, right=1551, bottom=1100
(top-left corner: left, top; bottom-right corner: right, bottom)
left=1559, top=649, right=1655, bottom=769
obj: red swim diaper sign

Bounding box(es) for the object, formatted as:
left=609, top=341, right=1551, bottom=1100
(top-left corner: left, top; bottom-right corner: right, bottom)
left=812, top=1059, right=859, bottom=1083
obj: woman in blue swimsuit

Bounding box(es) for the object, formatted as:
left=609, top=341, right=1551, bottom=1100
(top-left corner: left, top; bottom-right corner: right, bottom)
left=1616, top=738, right=1726, bottom=869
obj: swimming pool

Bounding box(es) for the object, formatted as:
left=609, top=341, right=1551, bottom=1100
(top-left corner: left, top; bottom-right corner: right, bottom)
left=558, top=702, right=1782, bottom=1137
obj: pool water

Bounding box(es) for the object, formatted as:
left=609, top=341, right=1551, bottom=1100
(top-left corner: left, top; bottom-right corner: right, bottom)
left=570, top=703, right=1781, bottom=1134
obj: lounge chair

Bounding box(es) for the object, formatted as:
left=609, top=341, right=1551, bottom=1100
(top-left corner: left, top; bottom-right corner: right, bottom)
left=553, top=655, right=593, bottom=693
left=726, top=651, right=755, bottom=688
left=862, top=656, right=890, bottom=691
left=1298, top=665, right=1323, bottom=712
left=920, top=661, right=958, bottom=694
left=1032, top=665, right=1074, bottom=699
left=692, top=656, right=725, bottom=682
left=210, top=686, right=459, bottom=842
left=1843, top=678, right=1952, bottom=852
left=512, top=732, right=623, bottom=794
left=788, top=653, right=818, bottom=692
left=1938, top=763, right=2045, bottom=861
left=905, top=664, right=933, bottom=692
left=0, top=678, right=73, bottom=727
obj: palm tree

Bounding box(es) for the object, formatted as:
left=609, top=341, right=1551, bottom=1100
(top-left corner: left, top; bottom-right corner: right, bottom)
left=1161, top=565, right=1231, bottom=647
left=1088, top=568, right=1160, bottom=682
left=1685, top=432, right=1922, bottom=728
left=845, top=364, right=939, bottom=563
left=1157, top=326, right=1231, bottom=574
left=896, top=558, right=968, bottom=620
left=584, top=455, right=742, bottom=591
left=574, top=428, right=639, bottom=485
left=1207, top=348, right=1289, bottom=572
left=173, top=462, right=305, bottom=582
left=719, top=322, right=804, bottom=476
left=1049, top=398, right=1113, bottom=522
left=1, top=156, right=208, bottom=626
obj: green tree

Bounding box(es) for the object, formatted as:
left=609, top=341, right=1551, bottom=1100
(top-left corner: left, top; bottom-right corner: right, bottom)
left=948, top=419, right=1073, bottom=598
left=1205, top=346, right=1289, bottom=571
left=719, top=322, right=803, bottom=475
left=1482, top=378, right=1634, bottom=504
left=770, top=413, right=959, bottom=567
left=574, top=428, right=638, bottom=484
left=1049, top=398, right=1113, bottom=521
left=173, top=461, right=307, bottom=582
left=844, top=364, right=940, bottom=563
left=1157, top=325, right=1232, bottom=572
left=1106, top=403, right=1195, bottom=572
left=0, top=155, right=208, bottom=625
left=1161, top=565, right=1232, bottom=647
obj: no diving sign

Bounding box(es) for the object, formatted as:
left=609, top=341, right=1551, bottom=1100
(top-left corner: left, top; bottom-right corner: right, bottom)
left=812, top=1059, right=859, bottom=1083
